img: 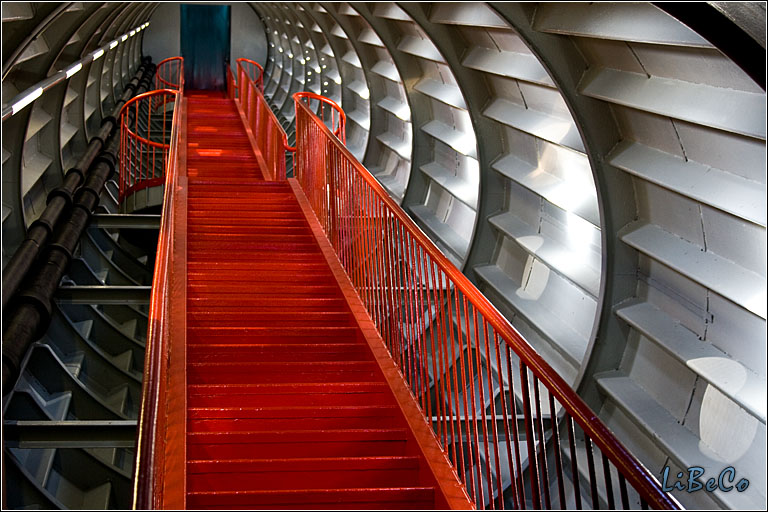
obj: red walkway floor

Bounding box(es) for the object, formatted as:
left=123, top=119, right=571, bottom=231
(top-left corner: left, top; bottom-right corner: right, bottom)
left=183, top=90, right=442, bottom=509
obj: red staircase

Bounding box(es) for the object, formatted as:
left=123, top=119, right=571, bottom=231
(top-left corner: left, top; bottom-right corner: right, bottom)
left=183, top=91, right=454, bottom=509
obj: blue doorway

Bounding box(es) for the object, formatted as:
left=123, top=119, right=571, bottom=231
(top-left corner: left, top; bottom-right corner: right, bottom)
left=180, top=4, right=230, bottom=90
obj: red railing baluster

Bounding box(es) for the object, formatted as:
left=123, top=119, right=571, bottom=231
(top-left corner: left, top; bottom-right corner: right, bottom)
left=567, top=413, right=583, bottom=510
left=494, top=335, right=518, bottom=509
left=463, top=295, right=484, bottom=507
left=118, top=87, right=182, bottom=203
left=586, top=435, right=600, bottom=509
left=549, top=393, right=567, bottom=508
left=155, top=57, right=183, bottom=92
left=128, top=59, right=185, bottom=508
left=287, top=89, right=679, bottom=510
left=603, top=452, right=616, bottom=509
left=416, top=246, right=430, bottom=415
left=446, top=271, right=467, bottom=488
left=506, top=345, right=526, bottom=509
left=454, top=291, right=478, bottom=503
left=440, top=278, right=454, bottom=462
left=533, top=376, right=552, bottom=508
left=483, top=323, right=503, bottom=510
left=619, top=472, right=631, bottom=508
left=228, top=58, right=293, bottom=180
left=402, top=227, right=418, bottom=397
left=520, top=363, right=542, bottom=509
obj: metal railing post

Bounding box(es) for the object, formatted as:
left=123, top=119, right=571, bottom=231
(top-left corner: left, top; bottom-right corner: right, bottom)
left=289, top=94, right=681, bottom=511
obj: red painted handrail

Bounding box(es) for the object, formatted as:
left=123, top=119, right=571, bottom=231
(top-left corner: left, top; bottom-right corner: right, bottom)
left=226, top=63, right=237, bottom=100
left=155, top=56, right=184, bottom=92
left=227, top=57, right=294, bottom=180
left=118, top=89, right=179, bottom=201
left=292, top=96, right=681, bottom=510
left=131, top=84, right=186, bottom=509
left=294, top=91, right=345, bottom=143
left=236, top=57, right=264, bottom=93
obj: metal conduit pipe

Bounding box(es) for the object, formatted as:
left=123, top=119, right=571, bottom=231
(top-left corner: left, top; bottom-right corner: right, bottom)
left=2, top=58, right=158, bottom=391
left=1, top=57, right=155, bottom=310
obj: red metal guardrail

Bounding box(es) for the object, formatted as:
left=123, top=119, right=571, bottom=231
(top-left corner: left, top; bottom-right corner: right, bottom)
left=236, top=57, right=264, bottom=93
left=295, top=91, right=345, bottom=144
left=130, top=83, right=187, bottom=510
left=227, top=58, right=293, bottom=180
left=292, top=93, right=681, bottom=510
left=155, top=56, right=184, bottom=92
left=118, top=89, right=179, bottom=202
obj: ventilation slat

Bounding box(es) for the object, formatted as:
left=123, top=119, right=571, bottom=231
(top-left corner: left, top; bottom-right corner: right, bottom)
left=330, top=24, right=348, bottom=39
left=60, top=122, right=78, bottom=148
left=420, top=162, right=477, bottom=209
left=475, top=264, right=588, bottom=368
left=616, top=301, right=766, bottom=421
left=414, top=78, right=466, bottom=110
left=609, top=141, right=766, bottom=227
left=370, top=61, right=400, bottom=82
left=489, top=212, right=600, bottom=297
left=346, top=80, right=370, bottom=100
left=533, top=3, right=714, bottom=47
left=346, top=109, right=370, bottom=130
left=409, top=205, right=466, bottom=266
left=580, top=68, right=766, bottom=140
left=492, top=153, right=600, bottom=226
left=376, top=133, right=411, bottom=160
left=428, top=3, right=509, bottom=28
left=420, top=120, right=476, bottom=158
left=372, top=3, right=411, bottom=21
left=369, top=167, right=406, bottom=200
left=483, top=98, right=585, bottom=152
left=358, top=28, right=384, bottom=47
left=64, top=88, right=79, bottom=108
left=325, top=68, right=341, bottom=84
left=341, top=51, right=362, bottom=68
left=377, top=96, right=410, bottom=121
left=620, top=221, right=766, bottom=318
left=462, top=47, right=554, bottom=87
left=2, top=2, right=34, bottom=22
left=21, top=153, right=52, bottom=197
left=596, top=375, right=762, bottom=510
left=397, top=36, right=445, bottom=63
left=25, top=109, right=53, bottom=142
left=15, top=37, right=49, bottom=65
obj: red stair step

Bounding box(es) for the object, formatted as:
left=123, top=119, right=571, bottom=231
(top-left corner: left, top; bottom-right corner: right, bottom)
left=187, top=487, right=435, bottom=510
left=181, top=93, right=439, bottom=509
left=187, top=456, right=421, bottom=491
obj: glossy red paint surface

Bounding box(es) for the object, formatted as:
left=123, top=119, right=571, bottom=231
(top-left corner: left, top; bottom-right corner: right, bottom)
left=132, top=81, right=678, bottom=510
left=291, top=95, right=681, bottom=510
left=118, top=89, right=179, bottom=201
left=181, top=90, right=466, bottom=510
left=132, top=88, right=187, bottom=509
left=156, top=57, right=184, bottom=91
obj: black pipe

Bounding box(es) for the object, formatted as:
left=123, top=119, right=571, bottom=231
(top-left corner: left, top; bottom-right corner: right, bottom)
left=2, top=59, right=157, bottom=391
left=1, top=59, right=155, bottom=310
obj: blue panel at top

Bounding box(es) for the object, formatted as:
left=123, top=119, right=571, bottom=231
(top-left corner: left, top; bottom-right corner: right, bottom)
left=180, top=4, right=231, bottom=90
